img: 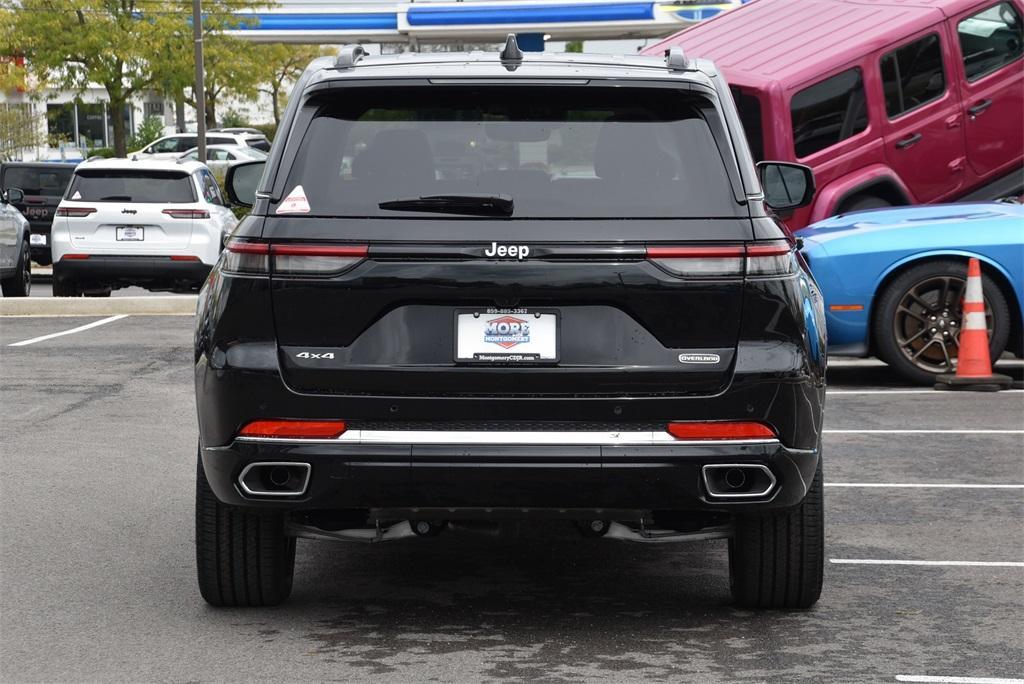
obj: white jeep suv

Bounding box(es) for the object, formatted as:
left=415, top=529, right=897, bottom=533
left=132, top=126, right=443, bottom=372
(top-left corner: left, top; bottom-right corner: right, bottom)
left=51, top=158, right=238, bottom=296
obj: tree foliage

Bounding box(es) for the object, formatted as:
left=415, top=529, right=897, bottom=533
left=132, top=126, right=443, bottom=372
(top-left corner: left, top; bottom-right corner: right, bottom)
left=254, top=44, right=330, bottom=126
left=3, top=0, right=258, bottom=155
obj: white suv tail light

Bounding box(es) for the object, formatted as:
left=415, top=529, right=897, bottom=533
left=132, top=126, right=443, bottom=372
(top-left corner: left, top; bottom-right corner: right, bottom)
left=56, top=207, right=97, bottom=217
left=163, top=208, right=210, bottom=219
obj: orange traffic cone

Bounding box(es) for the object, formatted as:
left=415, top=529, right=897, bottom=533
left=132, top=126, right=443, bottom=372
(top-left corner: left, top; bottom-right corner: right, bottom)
left=934, top=258, right=1012, bottom=391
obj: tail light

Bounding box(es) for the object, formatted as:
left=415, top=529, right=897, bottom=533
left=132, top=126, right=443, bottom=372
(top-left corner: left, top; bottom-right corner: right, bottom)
left=272, top=244, right=368, bottom=275
left=222, top=240, right=270, bottom=274
left=647, top=241, right=795, bottom=277
left=666, top=421, right=777, bottom=440
left=56, top=207, right=96, bottom=217
left=238, top=419, right=347, bottom=439
left=163, top=208, right=210, bottom=219
left=222, top=240, right=368, bottom=276
left=646, top=245, right=745, bottom=277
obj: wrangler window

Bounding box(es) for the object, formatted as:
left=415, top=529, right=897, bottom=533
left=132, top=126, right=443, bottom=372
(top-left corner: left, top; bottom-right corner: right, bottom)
left=790, top=69, right=868, bottom=158
left=881, top=34, right=946, bottom=117
left=958, top=2, right=1023, bottom=81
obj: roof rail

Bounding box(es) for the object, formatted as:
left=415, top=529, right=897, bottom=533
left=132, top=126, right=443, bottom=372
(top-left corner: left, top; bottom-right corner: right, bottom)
left=665, top=47, right=689, bottom=71
left=335, top=44, right=366, bottom=69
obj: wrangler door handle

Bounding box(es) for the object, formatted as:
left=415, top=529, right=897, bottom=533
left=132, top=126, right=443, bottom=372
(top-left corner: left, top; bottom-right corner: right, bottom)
left=896, top=133, right=922, bottom=149
left=968, top=99, right=993, bottom=117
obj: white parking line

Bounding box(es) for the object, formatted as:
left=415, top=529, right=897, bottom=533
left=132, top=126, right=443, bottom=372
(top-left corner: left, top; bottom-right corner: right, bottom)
left=826, top=483, right=1024, bottom=489
left=7, top=314, right=129, bottom=347
left=829, top=389, right=1024, bottom=395
left=831, top=559, right=1024, bottom=568
left=896, top=676, right=1024, bottom=684
left=824, top=429, right=1024, bottom=435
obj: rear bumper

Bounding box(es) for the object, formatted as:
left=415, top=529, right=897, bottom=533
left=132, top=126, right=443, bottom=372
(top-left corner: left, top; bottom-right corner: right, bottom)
left=200, top=435, right=820, bottom=514
left=55, top=255, right=212, bottom=286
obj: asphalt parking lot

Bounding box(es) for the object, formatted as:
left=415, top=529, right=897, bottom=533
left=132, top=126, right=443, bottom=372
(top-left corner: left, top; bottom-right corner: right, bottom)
left=1, top=313, right=1022, bottom=683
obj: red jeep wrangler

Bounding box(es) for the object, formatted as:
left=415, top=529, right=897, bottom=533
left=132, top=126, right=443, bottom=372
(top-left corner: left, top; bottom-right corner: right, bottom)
left=645, top=0, right=1024, bottom=229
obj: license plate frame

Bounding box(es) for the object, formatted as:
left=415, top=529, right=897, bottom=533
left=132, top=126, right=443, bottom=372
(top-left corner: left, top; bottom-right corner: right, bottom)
left=454, top=308, right=560, bottom=365
left=116, top=226, right=144, bottom=241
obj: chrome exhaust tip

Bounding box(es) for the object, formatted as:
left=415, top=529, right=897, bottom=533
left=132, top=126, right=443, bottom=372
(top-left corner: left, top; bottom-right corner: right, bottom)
left=238, top=462, right=311, bottom=497
left=702, top=464, right=776, bottom=500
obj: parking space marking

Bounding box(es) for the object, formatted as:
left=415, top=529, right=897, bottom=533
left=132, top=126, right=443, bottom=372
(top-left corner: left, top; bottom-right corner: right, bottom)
left=831, top=559, right=1024, bottom=568
left=826, top=483, right=1024, bottom=489
left=824, top=429, right=1024, bottom=435
left=896, top=676, right=1024, bottom=683
left=6, top=314, right=129, bottom=347
left=829, top=389, right=1024, bottom=395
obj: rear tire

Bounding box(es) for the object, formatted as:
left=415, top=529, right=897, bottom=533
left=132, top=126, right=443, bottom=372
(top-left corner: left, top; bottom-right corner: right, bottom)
left=729, top=456, right=824, bottom=609
left=873, top=260, right=1010, bottom=385
left=195, top=452, right=296, bottom=607
left=1, top=240, right=31, bottom=297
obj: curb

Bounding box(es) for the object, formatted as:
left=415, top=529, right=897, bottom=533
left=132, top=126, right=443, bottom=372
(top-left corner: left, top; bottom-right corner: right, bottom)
left=0, top=296, right=198, bottom=317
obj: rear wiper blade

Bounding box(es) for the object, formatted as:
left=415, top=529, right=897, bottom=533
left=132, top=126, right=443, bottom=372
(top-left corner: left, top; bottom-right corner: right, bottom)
left=378, top=194, right=513, bottom=217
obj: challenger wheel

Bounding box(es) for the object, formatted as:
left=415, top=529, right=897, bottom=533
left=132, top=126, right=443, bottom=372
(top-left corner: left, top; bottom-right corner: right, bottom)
left=873, top=260, right=1010, bottom=384
left=0, top=240, right=31, bottom=297
left=195, top=451, right=296, bottom=607
left=729, top=456, right=823, bottom=609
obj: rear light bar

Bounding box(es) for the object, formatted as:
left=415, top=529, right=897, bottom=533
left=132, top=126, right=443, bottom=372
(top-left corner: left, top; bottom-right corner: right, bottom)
left=646, top=241, right=794, bottom=277
left=163, top=208, right=210, bottom=219
left=222, top=240, right=368, bottom=276
left=56, top=207, right=96, bottom=217
left=666, top=421, right=777, bottom=441
left=238, top=419, right=347, bottom=439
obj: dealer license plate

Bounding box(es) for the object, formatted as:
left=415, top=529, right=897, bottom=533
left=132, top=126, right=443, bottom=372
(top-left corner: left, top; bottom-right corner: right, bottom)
left=29, top=234, right=47, bottom=246
left=116, top=226, right=144, bottom=241
left=455, top=309, right=559, bottom=363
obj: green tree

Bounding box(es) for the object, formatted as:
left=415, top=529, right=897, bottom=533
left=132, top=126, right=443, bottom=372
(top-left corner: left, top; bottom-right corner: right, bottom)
left=254, top=44, right=330, bottom=126
left=565, top=40, right=585, bottom=53
left=128, top=115, right=166, bottom=151
left=3, top=0, right=256, bottom=156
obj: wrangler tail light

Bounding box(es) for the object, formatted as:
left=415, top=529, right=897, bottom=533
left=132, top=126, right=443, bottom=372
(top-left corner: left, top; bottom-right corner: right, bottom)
left=222, top=240, right=368, bottom=277
left=56, top=207, right=96, bottom=217
left=163, top=208, right=210, bottom=219
left=238, top=419, right=347, bottom=439
left=646, top=242, right=794, bottom=277
left=666, top=421, right=777, bottom=440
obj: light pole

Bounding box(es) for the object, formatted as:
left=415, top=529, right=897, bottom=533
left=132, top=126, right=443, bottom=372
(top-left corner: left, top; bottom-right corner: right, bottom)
left=192, top=0, right=206, bottom=162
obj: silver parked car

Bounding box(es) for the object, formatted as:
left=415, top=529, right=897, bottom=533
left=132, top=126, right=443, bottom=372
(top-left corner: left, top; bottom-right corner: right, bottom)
left=0, top=186, right=31, bottom=296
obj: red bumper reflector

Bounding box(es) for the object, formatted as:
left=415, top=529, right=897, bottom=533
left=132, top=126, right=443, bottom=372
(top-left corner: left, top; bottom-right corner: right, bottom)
left=239, top=420, right=347, bottom=439
left=61, top=253, right=90, bottom=260
left=170, top=255, right=201, bottom=261
left=666, top=421, right=776, bottom=440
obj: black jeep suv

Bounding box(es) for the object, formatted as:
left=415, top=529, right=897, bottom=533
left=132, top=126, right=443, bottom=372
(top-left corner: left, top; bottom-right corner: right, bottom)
left=195, top=40, right=827, bottom=609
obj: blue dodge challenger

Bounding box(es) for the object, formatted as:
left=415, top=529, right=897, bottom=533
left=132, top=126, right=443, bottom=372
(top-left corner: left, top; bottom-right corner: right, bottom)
left=797, top=202, right=1023, bottom=384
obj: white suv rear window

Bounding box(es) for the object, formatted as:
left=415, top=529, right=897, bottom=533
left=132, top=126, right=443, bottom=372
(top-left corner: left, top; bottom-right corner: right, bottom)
left=67, top=170, right=196, bottom=203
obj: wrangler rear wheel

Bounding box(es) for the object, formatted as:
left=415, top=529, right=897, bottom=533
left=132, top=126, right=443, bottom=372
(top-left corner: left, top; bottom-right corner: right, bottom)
left=728, top=456, right=823, bottom=609
left=195, top=451, right=296, bottom=607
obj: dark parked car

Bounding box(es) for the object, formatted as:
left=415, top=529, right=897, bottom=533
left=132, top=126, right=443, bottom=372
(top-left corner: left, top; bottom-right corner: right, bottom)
left=195, top=40, right=828, bottom=609
left=0, top=186, right=31, bottom=296
left=0, top=162, right=76, bottom=265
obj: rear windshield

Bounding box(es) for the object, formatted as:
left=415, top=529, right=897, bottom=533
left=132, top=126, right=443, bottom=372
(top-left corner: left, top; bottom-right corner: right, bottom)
left=2, top=166, right=74, bottom=196
left=246, top=137, right=271, bottom=152
left=67, top=170, right=196, bottom=203
left=277, top=86, right=741, bottom=218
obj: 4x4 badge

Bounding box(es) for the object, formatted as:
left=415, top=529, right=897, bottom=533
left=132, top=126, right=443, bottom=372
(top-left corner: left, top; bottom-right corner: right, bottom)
left=678, top=353, right=721, bottom=364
